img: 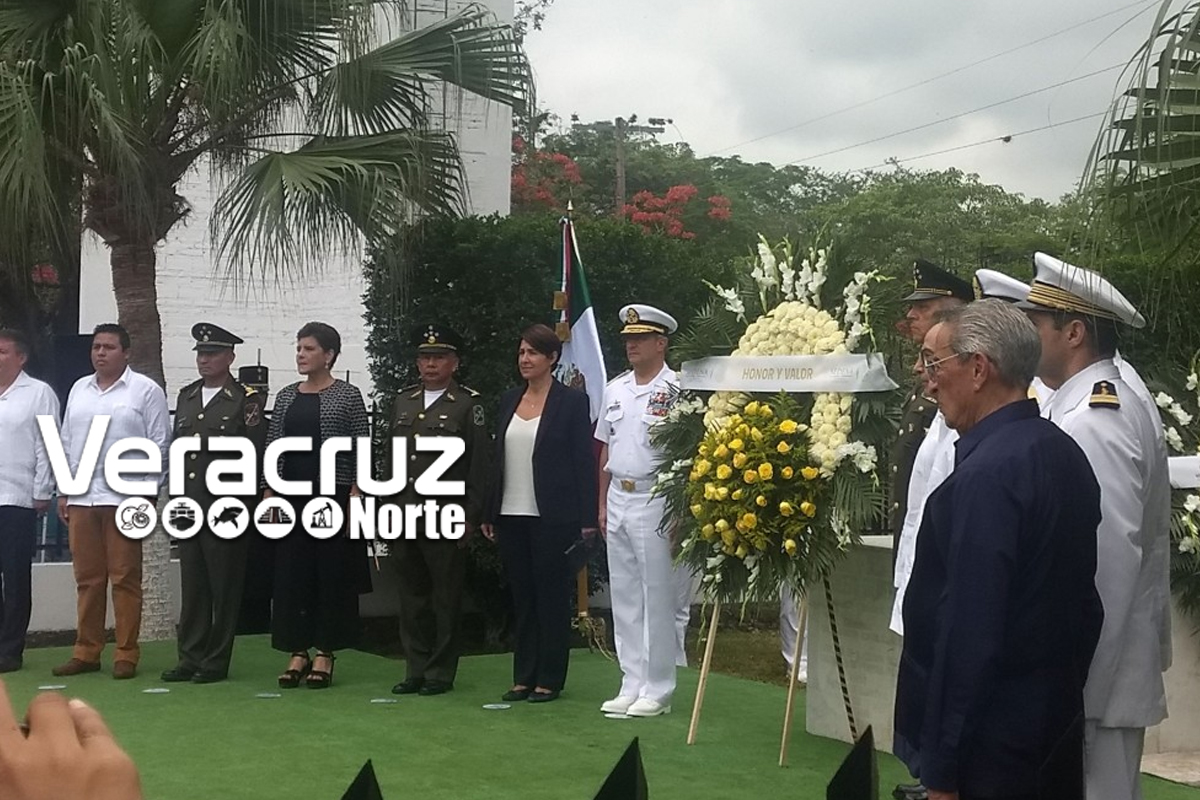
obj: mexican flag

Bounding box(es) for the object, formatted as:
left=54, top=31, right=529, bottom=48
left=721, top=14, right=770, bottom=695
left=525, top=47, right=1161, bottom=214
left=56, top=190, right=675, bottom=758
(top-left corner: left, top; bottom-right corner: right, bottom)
left=555, top=215, right=607, bottom=421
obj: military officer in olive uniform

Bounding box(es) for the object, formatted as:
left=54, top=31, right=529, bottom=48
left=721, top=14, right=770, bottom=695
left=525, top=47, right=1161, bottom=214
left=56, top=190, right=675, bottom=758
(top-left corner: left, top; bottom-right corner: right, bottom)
left=161, top=323, right=266, bottom=684
left=389, top=324, right=489, bottom=696
left=889, top=260, right=972, bottom=552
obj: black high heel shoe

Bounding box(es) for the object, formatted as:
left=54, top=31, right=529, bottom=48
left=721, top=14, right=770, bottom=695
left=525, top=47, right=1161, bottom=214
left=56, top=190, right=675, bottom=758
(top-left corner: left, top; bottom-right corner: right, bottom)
left=278, top=651, right=311, bottom=689
left=305, top=652, right=336, bottom=689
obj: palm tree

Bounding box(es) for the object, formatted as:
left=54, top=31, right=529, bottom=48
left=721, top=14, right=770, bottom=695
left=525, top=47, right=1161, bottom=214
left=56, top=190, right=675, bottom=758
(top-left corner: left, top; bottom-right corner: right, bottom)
left=0, top=0, right=528, bottom=640
left=0, top=0, right=529, bottom=384
left=1089, top=0, right=1200, bottom=250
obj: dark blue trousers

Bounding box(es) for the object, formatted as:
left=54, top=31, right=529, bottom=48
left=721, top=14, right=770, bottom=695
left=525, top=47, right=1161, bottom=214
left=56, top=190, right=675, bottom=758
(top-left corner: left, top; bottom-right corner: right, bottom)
left=0, top=505, right=37, bottom=661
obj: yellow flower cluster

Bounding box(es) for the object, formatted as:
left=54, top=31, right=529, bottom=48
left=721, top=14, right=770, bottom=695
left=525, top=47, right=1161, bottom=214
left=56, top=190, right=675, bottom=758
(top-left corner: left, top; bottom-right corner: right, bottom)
left=688, top=400, right=823, bottom=560
left=703, top=301, right=855, bottom=473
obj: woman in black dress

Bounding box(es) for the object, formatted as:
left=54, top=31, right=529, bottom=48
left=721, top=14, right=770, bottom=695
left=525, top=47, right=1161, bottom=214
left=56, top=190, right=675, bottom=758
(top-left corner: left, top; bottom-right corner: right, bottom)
left=263, top=322, right=371, bottom=688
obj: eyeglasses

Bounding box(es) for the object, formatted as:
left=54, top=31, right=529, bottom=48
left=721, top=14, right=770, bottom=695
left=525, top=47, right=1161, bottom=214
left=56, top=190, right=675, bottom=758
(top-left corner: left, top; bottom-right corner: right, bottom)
left=921, top=353, right=961, bottom=376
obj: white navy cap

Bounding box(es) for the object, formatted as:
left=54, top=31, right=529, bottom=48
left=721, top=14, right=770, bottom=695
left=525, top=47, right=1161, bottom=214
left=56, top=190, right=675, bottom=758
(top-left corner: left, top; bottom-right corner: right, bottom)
left=1017, top=252, right=1146, bottom=329
left=619, top=304, right=677, bottom=336
left=973, top=269, right=1030, bottom=303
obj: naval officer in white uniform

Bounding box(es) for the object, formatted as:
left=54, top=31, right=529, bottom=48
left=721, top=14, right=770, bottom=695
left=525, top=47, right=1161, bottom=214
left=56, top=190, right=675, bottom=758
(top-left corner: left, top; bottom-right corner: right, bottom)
left=1019, top=253, right=1171, bottom=800
left=976, top=266, right=1162, bottom=427
left=596, top=304, right=680, bottom=718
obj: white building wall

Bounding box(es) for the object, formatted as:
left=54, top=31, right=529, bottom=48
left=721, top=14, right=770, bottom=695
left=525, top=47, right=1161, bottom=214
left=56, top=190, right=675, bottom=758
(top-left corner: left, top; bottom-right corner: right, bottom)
left=79, top=0, right=514, bottom=403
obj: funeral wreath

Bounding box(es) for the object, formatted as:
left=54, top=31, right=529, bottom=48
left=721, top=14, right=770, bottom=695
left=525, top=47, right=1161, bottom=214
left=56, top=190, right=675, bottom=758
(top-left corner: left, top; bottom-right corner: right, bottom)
left=653, top=234, right=896, bottom=605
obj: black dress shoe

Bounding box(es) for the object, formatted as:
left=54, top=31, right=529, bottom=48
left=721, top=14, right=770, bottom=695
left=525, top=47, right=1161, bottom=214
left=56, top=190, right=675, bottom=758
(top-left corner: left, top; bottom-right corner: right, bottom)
left=161, top=666, right=197, bottom=682
left=418, top=680, right=453, bottom=696
left=502, top=688, right=532, bottom=702
left=391, top=678, right=424, bottom=695
left=892, top=783, right=928, bottom=800
left=0, top=657, right=22, bottom=674
left=528, top=689, right=560, bottom=703
left=191, top=670, right=227, bottom=684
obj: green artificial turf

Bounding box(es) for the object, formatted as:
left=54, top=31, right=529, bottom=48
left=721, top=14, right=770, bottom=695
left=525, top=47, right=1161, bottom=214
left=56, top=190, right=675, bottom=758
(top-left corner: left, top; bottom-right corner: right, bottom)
left=2, top=638, right=1197, bottom=799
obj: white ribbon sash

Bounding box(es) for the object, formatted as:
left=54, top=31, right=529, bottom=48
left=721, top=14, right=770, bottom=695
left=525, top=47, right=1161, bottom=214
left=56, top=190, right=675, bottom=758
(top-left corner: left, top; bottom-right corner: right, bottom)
left=1170, top=456, right=1200, bottom=489
left=679, top=354, right=897, bottom=394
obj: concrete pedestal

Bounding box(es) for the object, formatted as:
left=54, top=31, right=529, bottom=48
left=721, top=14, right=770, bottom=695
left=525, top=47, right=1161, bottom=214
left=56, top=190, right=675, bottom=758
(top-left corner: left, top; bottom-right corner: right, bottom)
left=804, top=537, right=1200, bottom=758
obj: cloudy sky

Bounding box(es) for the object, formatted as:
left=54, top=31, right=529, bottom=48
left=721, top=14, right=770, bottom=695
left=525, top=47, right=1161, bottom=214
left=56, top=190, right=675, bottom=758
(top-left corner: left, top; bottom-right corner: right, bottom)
left=522, top=0, right=1165, bottom=202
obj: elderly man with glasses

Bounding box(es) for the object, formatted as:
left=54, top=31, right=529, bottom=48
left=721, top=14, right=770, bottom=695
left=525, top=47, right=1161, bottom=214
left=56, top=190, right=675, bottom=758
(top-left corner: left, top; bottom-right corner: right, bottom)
left=894, top=300, right=1104, bottom=800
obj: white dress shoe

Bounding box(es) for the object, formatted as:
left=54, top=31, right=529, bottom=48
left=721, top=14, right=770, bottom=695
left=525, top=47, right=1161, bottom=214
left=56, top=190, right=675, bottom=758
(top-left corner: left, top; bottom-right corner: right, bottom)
left=626, top=698, right=671, bottom=717
left=600, top=695, right=638, bottom=714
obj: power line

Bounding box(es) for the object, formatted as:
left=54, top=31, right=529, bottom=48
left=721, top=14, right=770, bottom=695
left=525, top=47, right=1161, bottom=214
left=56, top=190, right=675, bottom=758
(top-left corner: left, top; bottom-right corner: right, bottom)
left=849, top=110, right=1109, bottom=172
left=702, top=0, right=1158, bottom=157
left=781, top=63, right=1122, bottom=167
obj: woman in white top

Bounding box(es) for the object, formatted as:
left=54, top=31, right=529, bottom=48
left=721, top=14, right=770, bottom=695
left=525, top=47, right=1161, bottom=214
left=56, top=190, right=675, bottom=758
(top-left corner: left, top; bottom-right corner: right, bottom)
left=482, top=325, right=598, bottom=703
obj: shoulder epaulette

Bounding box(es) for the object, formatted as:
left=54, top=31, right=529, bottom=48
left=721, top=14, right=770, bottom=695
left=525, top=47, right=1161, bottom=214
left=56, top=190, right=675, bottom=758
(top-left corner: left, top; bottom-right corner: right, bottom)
left=460, top=385, right=481, bottom=397
left=241, top=383, right=258, bottom=396
left=1090, top=380, right=1120, bottom=409
left=180, top=378, right=202, bottom=393
left=607, top=370, right=631, bottom=386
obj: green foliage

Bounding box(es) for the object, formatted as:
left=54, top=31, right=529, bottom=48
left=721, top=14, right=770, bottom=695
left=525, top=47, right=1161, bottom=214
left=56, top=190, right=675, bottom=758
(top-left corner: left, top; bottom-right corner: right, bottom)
left=364, top=213, right=735, bottom=633
left=808, top=166, right=1062, bottom=278
left=0, top=0, right=529, bottom=380
left=525, top=125, right=861, bottom=259
left=365, top=214, right=735, bottom=410
left=1082, top=1, right=1200, bottom=378
left=1146, top=352, right=1200, bottom=624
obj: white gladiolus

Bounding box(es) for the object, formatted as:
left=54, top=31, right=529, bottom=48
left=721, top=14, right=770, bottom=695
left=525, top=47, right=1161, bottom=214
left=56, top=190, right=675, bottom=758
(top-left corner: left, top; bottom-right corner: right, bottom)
left=757, top=239, right=776, bottom=274
left=1167, top=426, right=1186, bottom=453
left=1188, top=373, right=1198, bottom=392
left=1185, top=495, right=1200, bottom=514
left=1156, top=392, right=1175, bottom=410
left=1170, top=403, right=1194, bottom=427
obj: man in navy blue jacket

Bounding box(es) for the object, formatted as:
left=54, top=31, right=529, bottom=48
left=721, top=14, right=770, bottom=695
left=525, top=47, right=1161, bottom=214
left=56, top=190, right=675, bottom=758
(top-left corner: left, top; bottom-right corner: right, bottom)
left=894, top=300, right=1103, bottom=800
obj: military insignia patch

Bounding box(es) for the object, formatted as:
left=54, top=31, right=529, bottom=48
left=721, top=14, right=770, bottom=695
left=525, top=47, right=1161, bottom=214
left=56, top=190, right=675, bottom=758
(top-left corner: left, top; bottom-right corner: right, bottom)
left=473, top=405, right=485, bottom=427
left=1090, top=380, right=1120, bottom=409
left=625, top=308, right=640, bottom=324
left=245, top=399, right=263, bottom=426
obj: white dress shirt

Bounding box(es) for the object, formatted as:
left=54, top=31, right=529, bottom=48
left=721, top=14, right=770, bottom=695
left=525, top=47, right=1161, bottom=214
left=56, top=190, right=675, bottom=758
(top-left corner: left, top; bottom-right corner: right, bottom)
left=61, top=367, right=171, bottom=506
left=890, top=410, right=958, bottom=635
left=0, top=371, right=61, bottom=508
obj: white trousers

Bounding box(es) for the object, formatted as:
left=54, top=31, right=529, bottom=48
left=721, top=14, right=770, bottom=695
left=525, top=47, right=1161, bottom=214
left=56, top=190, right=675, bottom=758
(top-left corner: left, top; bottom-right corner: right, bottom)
left=779, top=584, right=809, bottom=677
left=674, top=563, right=696, bottom=667
left=606, top=486, right=676, bottom=704
left=1085, top=722, right=1145, bottom=800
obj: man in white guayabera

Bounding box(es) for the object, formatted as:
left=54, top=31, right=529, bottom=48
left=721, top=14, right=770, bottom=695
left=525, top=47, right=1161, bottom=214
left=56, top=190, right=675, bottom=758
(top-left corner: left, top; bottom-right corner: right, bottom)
left=0, top=328, right=59, bottom=673
left=52, top=324, right=170, bottom=681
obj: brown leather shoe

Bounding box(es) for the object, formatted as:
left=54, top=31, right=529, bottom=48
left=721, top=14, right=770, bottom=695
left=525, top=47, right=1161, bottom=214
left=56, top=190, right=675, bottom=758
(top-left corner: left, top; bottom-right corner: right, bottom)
left=51, top=658, right=101, bottom=677
left=112, top=660, right=137, bottom=680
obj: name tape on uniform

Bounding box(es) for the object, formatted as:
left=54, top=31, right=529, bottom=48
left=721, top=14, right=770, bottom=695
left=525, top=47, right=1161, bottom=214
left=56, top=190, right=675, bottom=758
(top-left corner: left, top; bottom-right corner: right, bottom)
left=679, top=354, right=897, bottom=394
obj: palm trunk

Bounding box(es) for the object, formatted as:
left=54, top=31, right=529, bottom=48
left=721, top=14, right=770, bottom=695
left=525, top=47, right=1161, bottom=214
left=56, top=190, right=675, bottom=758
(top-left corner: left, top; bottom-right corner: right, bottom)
left=108, top=240, right=174, bottom=642
left=109, top=242, right=165, bottom=386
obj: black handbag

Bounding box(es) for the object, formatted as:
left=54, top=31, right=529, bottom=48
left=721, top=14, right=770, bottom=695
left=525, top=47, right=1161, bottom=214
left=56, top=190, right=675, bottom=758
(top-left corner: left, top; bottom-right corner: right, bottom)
left=564, top=534, right=601, bottom=573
